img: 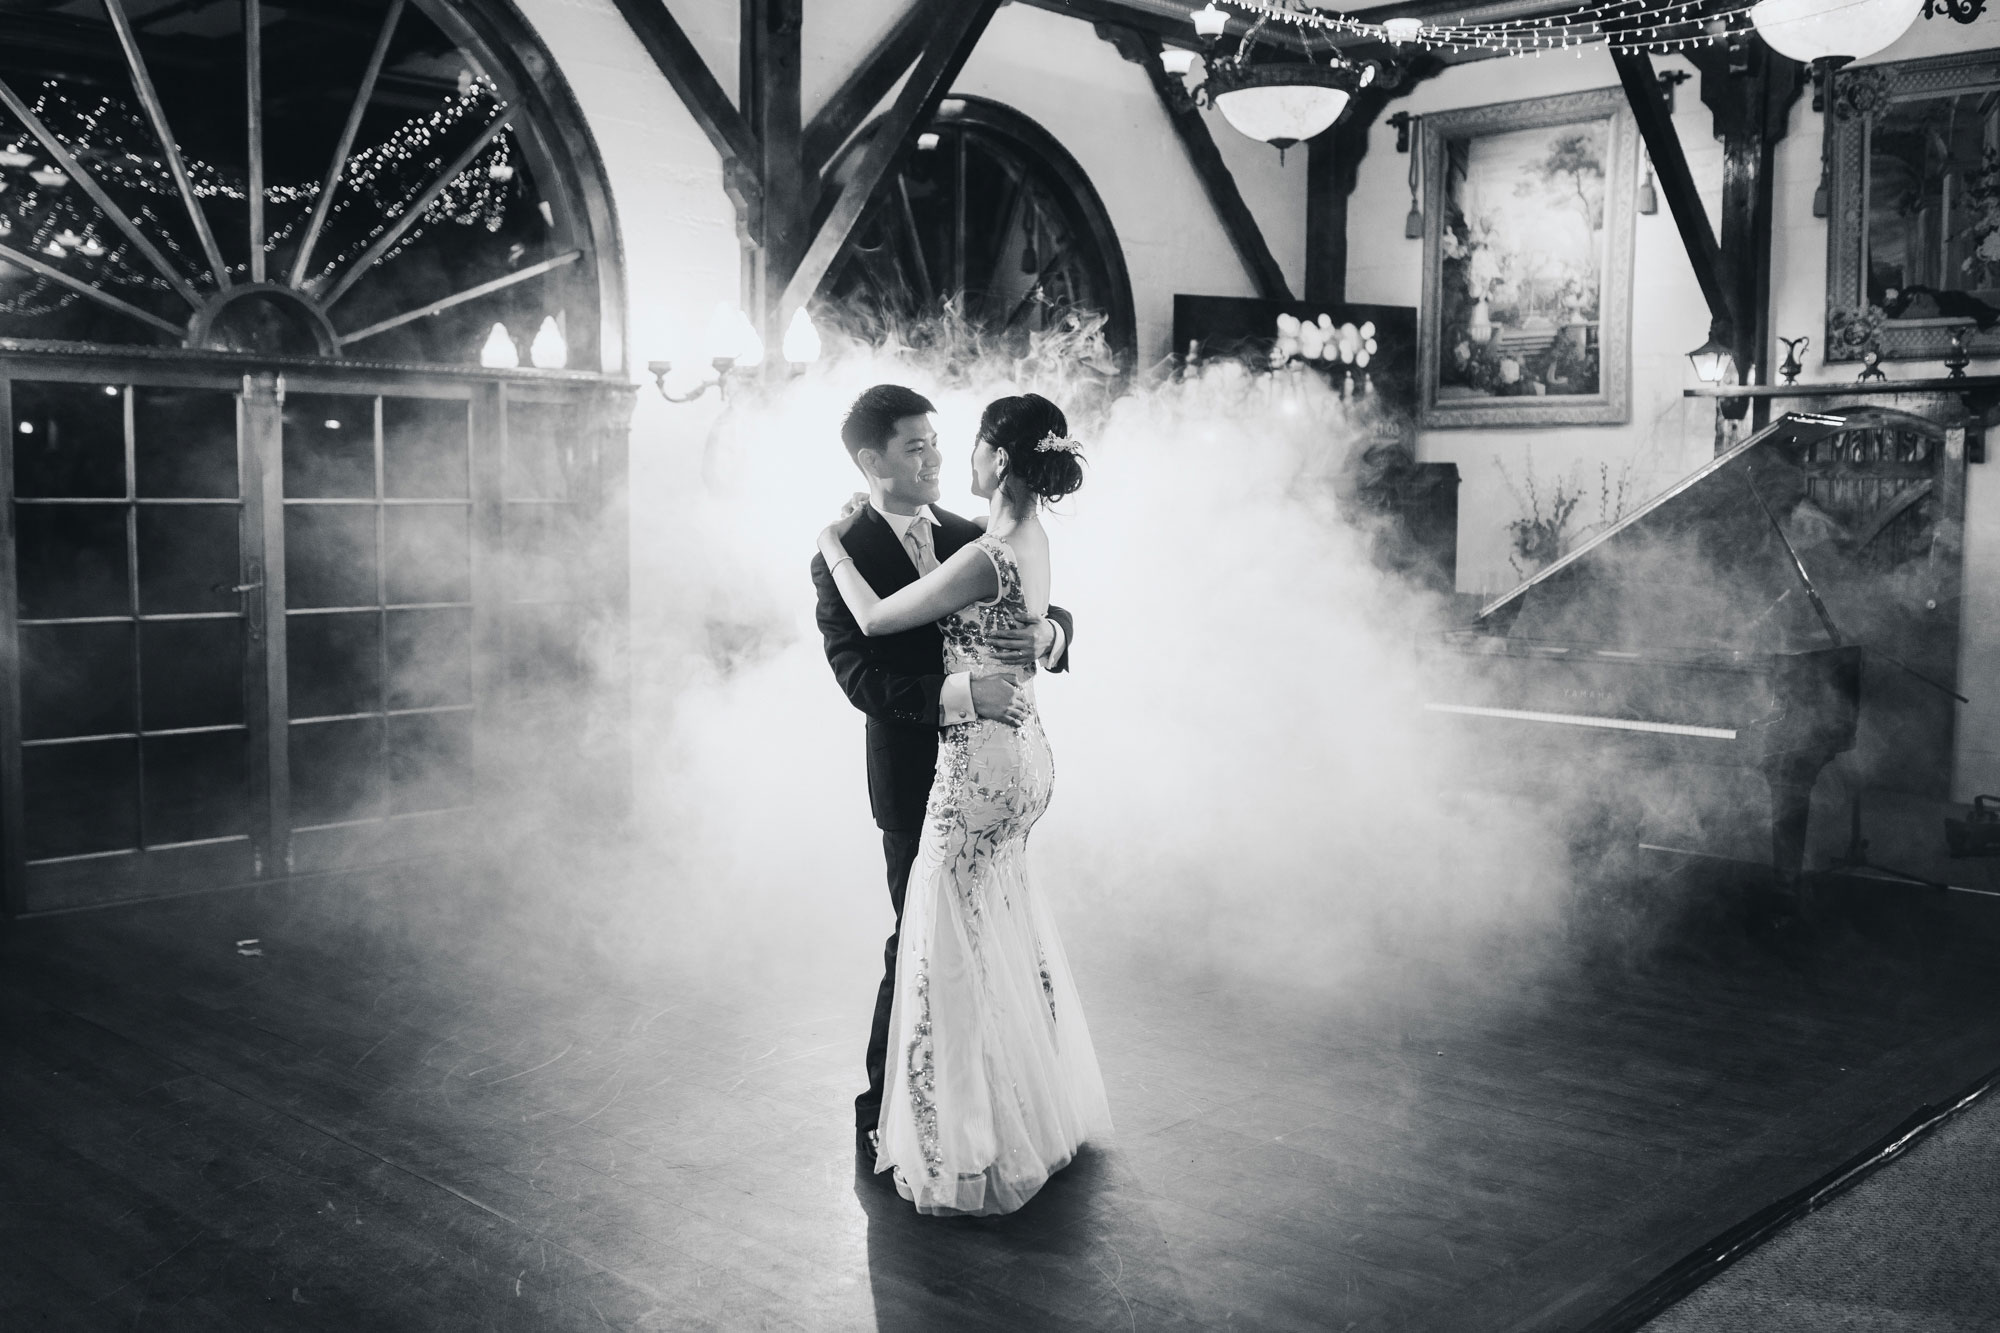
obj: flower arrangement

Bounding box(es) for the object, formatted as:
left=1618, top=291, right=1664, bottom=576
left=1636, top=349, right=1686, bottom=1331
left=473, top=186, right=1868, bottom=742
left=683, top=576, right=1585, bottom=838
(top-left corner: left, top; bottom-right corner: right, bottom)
left=1441, top=213, right=1509, bottom=304
left=1495, top=453, right=1634, bottom=576
left=824, top=297, right=1124, bottom=430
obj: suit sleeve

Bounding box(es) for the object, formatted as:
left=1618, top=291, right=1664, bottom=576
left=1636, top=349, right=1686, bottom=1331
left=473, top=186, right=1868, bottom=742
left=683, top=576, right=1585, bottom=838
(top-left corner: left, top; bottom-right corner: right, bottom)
left=1046, top=604, right=1075, bottom=674
left=812, top=552, right=947, bottom=726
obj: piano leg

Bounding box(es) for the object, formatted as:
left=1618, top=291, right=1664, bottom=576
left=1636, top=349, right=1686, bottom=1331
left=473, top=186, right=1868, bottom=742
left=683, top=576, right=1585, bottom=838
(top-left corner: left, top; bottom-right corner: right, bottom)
left=1763, top=751, right=1832, bottom=906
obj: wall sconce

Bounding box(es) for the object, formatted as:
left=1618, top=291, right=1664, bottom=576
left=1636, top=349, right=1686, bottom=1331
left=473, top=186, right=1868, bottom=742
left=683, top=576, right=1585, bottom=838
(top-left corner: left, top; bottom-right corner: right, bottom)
left=648, top=303, right=764, bottom=404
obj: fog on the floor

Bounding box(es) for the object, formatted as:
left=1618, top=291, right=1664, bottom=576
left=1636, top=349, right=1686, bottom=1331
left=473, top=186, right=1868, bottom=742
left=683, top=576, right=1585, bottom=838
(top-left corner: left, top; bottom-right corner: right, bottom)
left=471, top=338, right=1596, bottom=1014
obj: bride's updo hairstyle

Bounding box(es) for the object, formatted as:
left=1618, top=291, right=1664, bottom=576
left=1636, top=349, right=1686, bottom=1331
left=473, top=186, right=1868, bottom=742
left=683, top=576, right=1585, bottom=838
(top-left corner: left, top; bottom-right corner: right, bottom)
left=979, top=393, right=1084, bottom=503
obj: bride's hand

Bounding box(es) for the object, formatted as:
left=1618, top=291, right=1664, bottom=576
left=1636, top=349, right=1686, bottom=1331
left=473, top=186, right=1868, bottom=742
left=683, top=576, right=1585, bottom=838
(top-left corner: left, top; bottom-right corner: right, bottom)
left=837, top=492, right=868, bottom=520
left=818, top=524, right=848, bottom=565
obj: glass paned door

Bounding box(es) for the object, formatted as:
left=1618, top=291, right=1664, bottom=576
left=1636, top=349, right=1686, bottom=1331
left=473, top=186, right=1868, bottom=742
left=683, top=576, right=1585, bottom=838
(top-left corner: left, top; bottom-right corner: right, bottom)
left=280, top=389, right=476, bottom=873
left=1, top=363, right=620, bottom=914
left=6, top=377, right=263, bottom=910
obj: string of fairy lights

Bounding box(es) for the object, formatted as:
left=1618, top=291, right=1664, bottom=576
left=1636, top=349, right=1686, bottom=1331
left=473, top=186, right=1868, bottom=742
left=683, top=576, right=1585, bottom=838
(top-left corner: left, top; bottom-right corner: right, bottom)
left=0, top=74, right=522, bottom=319
left=1220, top=0, right=1765, bottom=57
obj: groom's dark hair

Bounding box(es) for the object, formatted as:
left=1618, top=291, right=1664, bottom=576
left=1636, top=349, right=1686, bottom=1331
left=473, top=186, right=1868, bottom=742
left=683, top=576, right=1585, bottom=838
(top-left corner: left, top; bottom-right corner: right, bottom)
left=841, top=384, right=935, bottom=458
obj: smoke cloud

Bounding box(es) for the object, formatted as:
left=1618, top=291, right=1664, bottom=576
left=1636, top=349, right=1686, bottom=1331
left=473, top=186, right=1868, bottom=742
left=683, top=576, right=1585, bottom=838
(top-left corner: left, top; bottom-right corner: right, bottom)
left=494, top=342, right=1591, bottom=1017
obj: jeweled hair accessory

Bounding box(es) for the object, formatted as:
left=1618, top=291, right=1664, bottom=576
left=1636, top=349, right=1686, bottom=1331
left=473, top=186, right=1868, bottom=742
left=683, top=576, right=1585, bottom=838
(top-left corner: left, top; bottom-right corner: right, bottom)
left=1035, top=431, right=1083, bottom=455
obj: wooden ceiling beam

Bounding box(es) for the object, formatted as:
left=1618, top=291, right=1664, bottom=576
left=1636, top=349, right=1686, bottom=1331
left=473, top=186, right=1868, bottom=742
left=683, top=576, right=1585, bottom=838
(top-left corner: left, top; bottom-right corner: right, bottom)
left=1303, top=56, right=1442, bottom=305
left=1096, top=21, right=1292, bottom=303
left=802, top=0, right=931, bottom=180
left=1688, top=39, right=1802, bottom=416
left=742, top=0, right=803, bottom=324
left=607, top=0, right=757, bottom=179
left=778, top=0, right=1002, bottom=326
left=1612, top=50, right=1735, bottom=335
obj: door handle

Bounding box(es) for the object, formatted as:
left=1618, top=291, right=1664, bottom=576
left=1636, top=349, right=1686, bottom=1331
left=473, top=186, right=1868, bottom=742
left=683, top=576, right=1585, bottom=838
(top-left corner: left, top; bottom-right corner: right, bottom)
left=229, top=560, right=266, bottom=641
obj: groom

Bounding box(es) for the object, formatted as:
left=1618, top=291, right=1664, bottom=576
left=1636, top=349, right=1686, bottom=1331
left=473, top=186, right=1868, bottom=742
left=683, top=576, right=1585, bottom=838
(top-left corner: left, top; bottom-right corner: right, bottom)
left=811, top=384, right=1073, bottom=1162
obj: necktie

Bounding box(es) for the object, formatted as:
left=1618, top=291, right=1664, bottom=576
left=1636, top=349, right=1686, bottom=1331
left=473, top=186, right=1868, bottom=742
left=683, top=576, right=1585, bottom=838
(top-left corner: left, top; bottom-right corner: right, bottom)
left=904, top=516, right=937, bottom=574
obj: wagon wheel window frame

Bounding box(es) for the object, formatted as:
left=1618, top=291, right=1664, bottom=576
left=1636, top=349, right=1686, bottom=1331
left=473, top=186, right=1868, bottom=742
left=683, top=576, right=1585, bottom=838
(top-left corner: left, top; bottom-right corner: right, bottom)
left=0, top=0, right=623, bottom=375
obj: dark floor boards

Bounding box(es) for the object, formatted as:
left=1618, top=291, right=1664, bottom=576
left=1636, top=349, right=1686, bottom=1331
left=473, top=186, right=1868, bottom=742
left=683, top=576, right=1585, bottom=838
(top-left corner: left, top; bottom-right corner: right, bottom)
left=3, top=862, right=1999, bottom=1331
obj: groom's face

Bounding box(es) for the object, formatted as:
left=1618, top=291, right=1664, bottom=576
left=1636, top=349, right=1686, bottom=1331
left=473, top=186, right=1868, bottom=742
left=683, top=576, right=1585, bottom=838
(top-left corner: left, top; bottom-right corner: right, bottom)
left=866, top=413, right=942, bottom=509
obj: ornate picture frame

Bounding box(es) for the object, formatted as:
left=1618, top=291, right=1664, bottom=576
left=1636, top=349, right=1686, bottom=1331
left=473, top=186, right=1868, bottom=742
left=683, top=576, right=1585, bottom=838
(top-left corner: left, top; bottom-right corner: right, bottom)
left=1824, top=49, right=2000, bottom=363
left=1418, top=87, right=1638, bottom=429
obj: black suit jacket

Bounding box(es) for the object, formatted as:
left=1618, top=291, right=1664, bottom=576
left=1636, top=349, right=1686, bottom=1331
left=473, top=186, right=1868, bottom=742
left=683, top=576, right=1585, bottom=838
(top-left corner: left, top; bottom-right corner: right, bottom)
left=812, top=505, right=1073, bottom=832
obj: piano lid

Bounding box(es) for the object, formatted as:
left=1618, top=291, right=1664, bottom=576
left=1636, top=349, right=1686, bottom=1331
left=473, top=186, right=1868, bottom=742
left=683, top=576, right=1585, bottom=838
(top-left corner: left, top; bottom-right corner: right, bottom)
left=1471, top=413, right=1860, bottom=654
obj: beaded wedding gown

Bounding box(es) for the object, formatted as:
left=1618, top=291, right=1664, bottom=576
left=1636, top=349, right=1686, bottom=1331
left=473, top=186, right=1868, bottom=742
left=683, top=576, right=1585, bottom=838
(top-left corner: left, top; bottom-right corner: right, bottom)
left=875, top=533, right=1112, bottom=1216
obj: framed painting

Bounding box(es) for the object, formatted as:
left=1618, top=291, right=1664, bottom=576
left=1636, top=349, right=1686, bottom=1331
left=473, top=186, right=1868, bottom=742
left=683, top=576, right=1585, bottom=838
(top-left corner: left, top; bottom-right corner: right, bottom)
left=1824, top=49, right=2000, bottom=363
left=1418, top=87, right=1639, bottom=429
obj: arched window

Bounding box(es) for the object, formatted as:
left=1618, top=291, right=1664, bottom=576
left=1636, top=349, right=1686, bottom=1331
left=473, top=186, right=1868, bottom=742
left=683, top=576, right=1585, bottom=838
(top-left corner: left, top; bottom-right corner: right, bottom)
left=0, top=0, right=619, bottom=369
left=821, top=97, right=1135, bottom=367
left=0, top=1, right=626, bottom=916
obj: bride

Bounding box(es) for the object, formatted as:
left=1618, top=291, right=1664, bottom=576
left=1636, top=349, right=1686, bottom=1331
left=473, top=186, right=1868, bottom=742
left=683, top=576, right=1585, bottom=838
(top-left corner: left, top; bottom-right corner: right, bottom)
left=817, top=392, right=1112, bottom=1216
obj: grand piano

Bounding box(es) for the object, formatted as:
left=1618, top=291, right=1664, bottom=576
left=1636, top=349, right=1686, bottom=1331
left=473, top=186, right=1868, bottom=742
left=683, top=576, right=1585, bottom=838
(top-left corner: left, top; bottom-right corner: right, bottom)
left=1429, top=406, right=1962, bottom=888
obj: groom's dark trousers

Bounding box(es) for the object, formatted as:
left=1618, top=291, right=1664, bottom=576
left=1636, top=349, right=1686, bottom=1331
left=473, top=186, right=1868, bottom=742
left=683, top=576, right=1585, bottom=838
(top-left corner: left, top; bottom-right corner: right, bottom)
left=811, top=503, right=1072, bottom=1139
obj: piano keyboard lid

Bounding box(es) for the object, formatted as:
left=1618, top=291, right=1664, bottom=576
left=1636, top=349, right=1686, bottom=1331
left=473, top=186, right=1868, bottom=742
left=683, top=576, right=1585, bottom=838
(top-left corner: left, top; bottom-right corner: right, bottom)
left=1468, top=413, right=1858, bottom=657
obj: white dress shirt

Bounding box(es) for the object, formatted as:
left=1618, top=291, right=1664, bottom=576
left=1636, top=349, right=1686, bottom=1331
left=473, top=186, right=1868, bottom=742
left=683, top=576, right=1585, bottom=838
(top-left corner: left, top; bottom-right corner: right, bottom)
left=869, top=499, right=1065, bottom=726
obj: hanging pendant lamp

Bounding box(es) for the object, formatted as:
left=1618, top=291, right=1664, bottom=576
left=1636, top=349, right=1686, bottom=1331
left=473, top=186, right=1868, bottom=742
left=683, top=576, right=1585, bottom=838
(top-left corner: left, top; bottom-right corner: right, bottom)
left=1747, top=0, right=1922, bottom=63
left=1185, top=0, right=1379, bottom=157
left=1203, top=62, right=1363, bottom=153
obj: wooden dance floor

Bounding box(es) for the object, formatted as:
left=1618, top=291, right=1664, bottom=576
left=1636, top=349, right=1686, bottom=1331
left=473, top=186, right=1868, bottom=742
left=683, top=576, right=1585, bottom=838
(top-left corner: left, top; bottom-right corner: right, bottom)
left=5, top=861, right=2000, bottom=1331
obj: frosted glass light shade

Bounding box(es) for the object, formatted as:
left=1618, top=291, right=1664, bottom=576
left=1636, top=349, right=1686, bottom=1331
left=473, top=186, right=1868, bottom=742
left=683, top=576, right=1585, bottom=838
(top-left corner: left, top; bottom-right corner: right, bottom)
left=1160, top=48, right=1198, bottom=76
left=529, top=315, right=567, bottom=369
left=1190, top=3, right=1228, bottom=39
left=479, top=322, right=518, bottom=369
left=782, top=307, right=822, bottom=365
left=705, top=302, right=764, bottom=368
left=1748, top=0, right=1921, bottom=62
left=1213, top=83, right=1351, bottom=147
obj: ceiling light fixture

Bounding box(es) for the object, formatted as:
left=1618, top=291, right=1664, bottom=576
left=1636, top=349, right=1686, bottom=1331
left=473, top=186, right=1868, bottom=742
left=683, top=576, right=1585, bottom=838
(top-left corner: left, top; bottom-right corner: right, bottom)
left=1747, top=0, right=1923, bottom=62
left=1183, top=0, right=1385, bottom=159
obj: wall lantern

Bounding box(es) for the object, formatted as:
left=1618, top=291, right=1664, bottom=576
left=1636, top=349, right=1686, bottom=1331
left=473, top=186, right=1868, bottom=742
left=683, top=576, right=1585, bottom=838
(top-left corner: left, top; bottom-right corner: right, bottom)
left=1686, top=324, right=1735, bottom=385
left=1747, top=0, right=1922, bottom=62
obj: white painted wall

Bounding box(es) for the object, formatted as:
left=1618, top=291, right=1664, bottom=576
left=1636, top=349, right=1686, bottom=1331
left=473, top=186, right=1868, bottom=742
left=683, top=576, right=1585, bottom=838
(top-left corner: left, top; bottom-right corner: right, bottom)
left=500, top=1, right=2000, bottom=800
left=1347, top=46, right=1720, bottom=602
left=1343, top=24, right=2000, bottom=797
left=954, top=2, right=1308, bottom=361
left=504, top=0, right=1308, bottom=645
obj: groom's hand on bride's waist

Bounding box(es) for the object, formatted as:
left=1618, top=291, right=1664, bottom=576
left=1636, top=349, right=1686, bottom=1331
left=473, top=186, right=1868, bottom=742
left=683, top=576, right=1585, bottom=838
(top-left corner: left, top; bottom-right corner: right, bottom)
left=986, top=616, right=1053, bottom=668
left=971, top=672, right=1028, bottom=728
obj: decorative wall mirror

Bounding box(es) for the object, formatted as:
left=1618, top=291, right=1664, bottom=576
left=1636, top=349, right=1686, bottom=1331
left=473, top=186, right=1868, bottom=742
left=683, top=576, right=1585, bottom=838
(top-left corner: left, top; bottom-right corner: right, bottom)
left=1825, top=48, right=2000, bottom=363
